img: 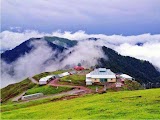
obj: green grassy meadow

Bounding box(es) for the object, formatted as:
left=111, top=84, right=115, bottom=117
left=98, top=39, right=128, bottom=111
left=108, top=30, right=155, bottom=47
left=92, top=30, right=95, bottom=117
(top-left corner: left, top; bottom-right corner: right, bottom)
left=86, top=85, right=103, bottom=91
left=1, top=88, right=160, bottom=119
left=25, top=85, right=72, bottom=95
left=60, top=74, right=86, bottom=85
left=1, top=78, right=36, bottom=103
left=1, top=94, right=69, bottom=112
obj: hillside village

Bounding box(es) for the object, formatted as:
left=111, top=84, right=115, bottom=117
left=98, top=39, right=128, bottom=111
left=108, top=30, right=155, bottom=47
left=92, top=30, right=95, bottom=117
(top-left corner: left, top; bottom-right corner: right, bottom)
left=39, top=68, right=133, bottom=86
left=16, top=63, right=137, bottom=101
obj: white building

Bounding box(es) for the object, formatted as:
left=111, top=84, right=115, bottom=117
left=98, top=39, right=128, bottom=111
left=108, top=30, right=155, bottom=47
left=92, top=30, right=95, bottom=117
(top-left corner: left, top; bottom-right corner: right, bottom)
left=86, top=68, right=116, bottom=85
left=21, top=93, right=44, bottom=100
left=120, top=74, right=133, bottom=80
left=39, top=75, right=55, bottom=85
left=58, top=72, right=70, bottom=78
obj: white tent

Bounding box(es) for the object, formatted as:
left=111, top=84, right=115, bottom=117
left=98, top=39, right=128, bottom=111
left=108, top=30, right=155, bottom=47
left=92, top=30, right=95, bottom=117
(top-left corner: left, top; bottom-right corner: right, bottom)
left=21, top=93, right=43, bottom=100
left=120, top=74, right=133, bottom=80
left=39, top=75, right=55, bottom=85
left=58, top=72, right=70, bottom=78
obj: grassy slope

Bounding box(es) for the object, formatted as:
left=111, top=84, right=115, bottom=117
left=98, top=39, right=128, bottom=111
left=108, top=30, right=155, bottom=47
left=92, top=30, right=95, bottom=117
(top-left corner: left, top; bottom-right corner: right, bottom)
left=60, top=74, right=86, bottom=85
left=44, top=36, right=77, bottom=47
left=1, top=94, right=70, bottom=112
left=25, top=85, right=72, bottom=95
left=2, top=89, right=160, bottom=119
left=1, top=78, right=36, bottom=103
left=86, top=85, right=103, bottom=90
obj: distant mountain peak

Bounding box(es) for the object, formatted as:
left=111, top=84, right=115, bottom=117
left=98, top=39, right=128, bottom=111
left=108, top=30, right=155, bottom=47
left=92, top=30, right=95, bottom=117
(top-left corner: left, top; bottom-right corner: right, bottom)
left=136, top=42, right=144, bottom=46
left=44, top=36, right=77, bottom=48
left=1, top=38, right=65, bottom=63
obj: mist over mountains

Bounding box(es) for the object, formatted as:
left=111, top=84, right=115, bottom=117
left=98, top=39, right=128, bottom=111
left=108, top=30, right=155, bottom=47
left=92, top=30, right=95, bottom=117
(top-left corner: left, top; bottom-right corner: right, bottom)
left=1, top=30, right=160, bottom=68
left=1, top=33, right=160, bottom=88
left=1, top=36, right=105, bottom=88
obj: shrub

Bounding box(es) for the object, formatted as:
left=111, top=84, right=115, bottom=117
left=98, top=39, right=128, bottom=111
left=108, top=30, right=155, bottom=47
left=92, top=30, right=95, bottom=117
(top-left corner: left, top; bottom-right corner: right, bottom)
left=122, top=80, right=143, bottom=90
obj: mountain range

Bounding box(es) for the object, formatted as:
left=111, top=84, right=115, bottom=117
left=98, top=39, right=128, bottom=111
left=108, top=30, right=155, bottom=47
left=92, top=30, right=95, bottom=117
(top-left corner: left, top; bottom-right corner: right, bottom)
left=1, top=36, right=160, bottom=84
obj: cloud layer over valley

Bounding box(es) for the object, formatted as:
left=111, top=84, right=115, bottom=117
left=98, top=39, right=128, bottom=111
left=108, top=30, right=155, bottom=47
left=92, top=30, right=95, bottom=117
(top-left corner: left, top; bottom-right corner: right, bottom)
left=1, top=30, right=160, bottom=87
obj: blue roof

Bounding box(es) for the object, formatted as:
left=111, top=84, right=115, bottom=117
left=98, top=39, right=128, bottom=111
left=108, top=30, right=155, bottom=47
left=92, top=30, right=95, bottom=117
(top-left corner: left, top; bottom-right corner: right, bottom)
left=98, top=68, right=107, bottom=72
left=90, top=68, right=115, bottom=75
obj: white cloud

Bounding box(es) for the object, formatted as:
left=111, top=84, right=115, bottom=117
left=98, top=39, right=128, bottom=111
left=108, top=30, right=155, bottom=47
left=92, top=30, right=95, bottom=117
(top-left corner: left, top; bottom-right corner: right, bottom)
left=61, top=41, right=106, bottom=68
left=1, top=40, right=60, bottom=88
left=114, top=42, right=160, bottom=70
left=0, top=30, right=48, bottom=51
left=1, top=30, right=160, bottom=50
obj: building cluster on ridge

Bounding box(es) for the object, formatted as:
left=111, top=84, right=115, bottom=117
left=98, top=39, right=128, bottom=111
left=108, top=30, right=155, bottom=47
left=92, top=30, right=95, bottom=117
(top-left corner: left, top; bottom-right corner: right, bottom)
left=39, top=64, right=134, bottom=87
left=86, top=68, right=133, bottom=87
left=20, top=66, right=134, bottom=101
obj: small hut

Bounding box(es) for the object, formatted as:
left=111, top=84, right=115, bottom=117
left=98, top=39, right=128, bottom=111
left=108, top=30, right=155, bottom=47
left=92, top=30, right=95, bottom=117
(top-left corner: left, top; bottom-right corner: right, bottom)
left=74, top=63, right=84, bottom=71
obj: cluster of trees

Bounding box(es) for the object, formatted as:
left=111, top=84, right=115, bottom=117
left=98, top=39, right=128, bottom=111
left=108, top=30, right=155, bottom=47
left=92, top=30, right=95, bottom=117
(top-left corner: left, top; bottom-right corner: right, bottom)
left=142, top=82, right=160, bottom=89
left=99, top=46, right=160, bottom=84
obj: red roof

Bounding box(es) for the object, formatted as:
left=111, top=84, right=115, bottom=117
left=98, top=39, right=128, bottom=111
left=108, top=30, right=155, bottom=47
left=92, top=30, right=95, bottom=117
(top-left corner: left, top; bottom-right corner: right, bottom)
left=74, top=66, right=84, bottom=70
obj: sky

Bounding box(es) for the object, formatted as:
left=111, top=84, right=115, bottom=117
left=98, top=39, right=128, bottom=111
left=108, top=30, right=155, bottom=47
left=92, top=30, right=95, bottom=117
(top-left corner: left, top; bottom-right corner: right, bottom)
left=1, top=0, right=160, bottom=87
left=1, top=0, right=160, bottom=35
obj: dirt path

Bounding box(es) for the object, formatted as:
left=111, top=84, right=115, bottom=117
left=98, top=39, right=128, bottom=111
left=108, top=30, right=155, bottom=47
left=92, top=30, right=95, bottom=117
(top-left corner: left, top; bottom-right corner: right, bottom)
left=12, top=78, right=91, bottom=103
left=29, top=77, right=39, bottom=84
left=49, top=79, right=92, bottom=93
left=12, top=91, right=26, bottom=102
left=17, top=89, right=85, bottom=103
left=35, top=89, right=85, bottom=100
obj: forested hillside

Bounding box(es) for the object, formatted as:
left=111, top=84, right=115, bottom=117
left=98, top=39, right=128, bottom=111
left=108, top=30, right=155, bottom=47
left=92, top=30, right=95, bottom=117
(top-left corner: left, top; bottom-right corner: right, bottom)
left=99, top=46, right=160, bottom=83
